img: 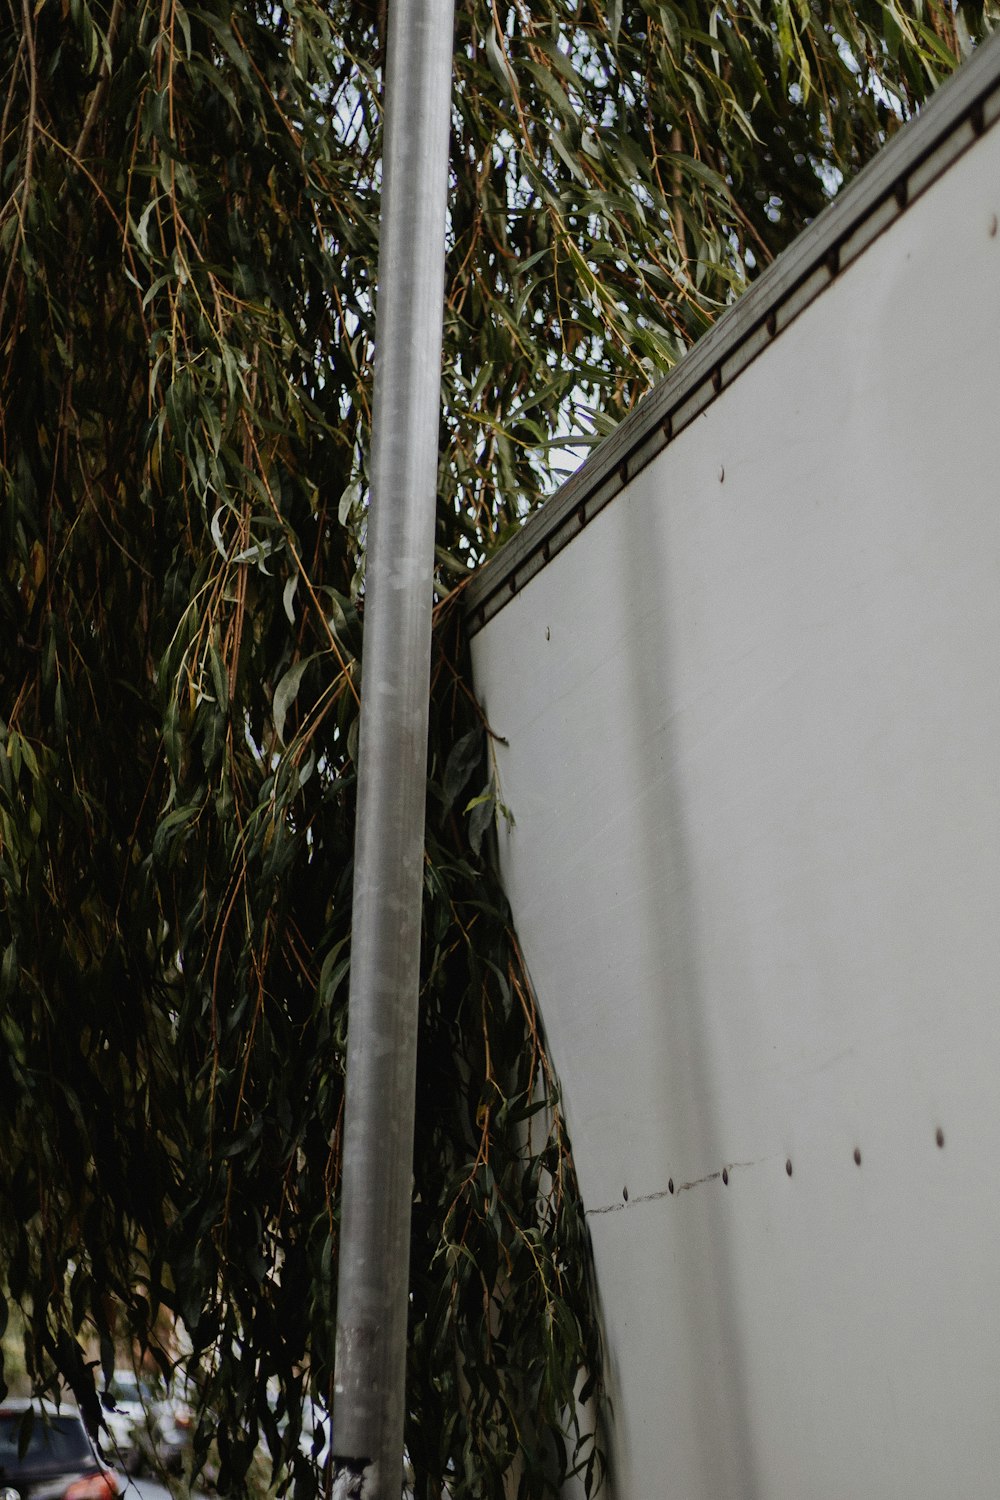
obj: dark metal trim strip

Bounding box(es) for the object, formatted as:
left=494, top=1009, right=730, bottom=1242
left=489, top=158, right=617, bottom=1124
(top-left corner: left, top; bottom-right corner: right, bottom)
left=465, top=29, right=1000, bottom=636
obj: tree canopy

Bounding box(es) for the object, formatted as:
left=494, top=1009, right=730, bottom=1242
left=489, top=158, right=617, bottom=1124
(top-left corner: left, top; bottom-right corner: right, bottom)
left=0, top=1, right=992, bottom=1495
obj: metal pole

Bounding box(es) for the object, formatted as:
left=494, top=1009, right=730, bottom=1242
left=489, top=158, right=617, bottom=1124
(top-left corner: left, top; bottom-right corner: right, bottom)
left=331, top=1, right=455, bottom=1497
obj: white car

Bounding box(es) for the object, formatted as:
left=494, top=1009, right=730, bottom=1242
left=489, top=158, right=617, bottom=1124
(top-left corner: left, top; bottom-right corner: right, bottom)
left=99, top=1372, right=188, bottom=1477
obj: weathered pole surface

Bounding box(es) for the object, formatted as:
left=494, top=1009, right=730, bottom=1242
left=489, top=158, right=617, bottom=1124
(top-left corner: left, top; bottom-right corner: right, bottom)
left=330, top=1, right=455, bottom=1497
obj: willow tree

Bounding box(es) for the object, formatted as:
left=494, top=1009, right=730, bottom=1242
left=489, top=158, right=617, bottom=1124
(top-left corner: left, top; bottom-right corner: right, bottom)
left=0, top=1, right=989, bottom=1495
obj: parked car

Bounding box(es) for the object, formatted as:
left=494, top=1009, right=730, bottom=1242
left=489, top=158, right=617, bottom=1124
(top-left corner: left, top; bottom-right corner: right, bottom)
left=0, top=1398, right=120, bottom=1500
left=99, top=1371, right=190, bottom=1477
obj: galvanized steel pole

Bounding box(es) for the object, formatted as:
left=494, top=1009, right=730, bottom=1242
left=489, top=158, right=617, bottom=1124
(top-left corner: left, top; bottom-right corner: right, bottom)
left=331, top=1, right=455, bottom=1497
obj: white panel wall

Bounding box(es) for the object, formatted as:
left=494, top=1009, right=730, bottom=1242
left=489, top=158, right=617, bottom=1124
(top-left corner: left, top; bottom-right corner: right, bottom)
left=471, top=119, right=1000, bottom=1497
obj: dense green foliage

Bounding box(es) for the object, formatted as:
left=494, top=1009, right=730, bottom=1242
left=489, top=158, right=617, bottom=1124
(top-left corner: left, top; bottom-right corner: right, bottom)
left=0, top=0, right=991, bottom=1494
